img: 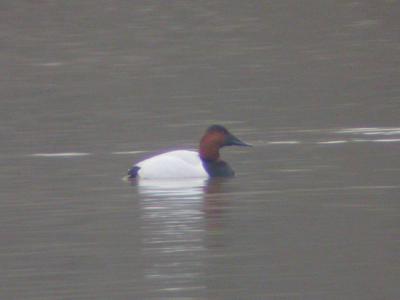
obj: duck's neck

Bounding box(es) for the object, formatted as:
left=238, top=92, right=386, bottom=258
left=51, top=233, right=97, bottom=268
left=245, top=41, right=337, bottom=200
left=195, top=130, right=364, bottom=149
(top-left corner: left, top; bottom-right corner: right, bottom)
left=199, top=132, right=223, bottom=162
left=199, top=142, right=220, bottom=161
left=199, top=135, right=235, bottom=177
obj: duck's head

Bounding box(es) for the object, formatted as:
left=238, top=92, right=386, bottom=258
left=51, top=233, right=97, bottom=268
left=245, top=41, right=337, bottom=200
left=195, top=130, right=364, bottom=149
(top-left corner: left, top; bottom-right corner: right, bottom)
left=199, top=125, right=251, bottom=161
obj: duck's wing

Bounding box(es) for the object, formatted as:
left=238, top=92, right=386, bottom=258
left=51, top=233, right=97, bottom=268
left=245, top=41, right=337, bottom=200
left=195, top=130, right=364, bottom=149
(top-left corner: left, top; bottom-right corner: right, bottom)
left=159, top=150, right=202, bottom=164
left=136, top=150, right=208, bottom=179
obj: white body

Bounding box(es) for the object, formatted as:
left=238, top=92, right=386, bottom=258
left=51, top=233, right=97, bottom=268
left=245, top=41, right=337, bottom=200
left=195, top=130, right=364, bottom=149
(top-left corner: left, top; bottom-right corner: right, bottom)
left=135, top=150, right=208, bottom=179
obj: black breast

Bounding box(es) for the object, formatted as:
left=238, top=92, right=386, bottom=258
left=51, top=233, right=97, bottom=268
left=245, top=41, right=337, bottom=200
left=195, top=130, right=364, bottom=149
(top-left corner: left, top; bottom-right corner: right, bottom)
left=202, top=160, right=235, bottom=177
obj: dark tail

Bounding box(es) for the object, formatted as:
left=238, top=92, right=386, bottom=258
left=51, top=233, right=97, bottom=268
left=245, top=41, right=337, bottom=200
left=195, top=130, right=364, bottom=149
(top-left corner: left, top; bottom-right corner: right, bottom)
left=127, top=166, right=141, bottom=178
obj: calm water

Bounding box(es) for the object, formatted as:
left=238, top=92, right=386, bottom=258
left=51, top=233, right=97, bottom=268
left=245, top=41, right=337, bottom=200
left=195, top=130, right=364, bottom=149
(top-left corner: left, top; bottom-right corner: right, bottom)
left=1, top=1, right=399, bottom=299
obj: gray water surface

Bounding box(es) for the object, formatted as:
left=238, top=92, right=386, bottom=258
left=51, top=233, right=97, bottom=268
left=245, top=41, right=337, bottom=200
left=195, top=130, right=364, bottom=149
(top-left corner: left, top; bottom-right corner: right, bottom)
left=1, top=1, right=399, bottom=299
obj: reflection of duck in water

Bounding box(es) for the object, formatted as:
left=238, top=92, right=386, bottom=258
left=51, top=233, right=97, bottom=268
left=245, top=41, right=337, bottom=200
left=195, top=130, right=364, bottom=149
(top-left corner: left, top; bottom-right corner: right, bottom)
left=136, top=178, right=207, bottom=198
left=127, top=125, right=251, bottom=179
left=134, top=177, right=229, bottom=199
left=135, top=177, right=230, bottom=294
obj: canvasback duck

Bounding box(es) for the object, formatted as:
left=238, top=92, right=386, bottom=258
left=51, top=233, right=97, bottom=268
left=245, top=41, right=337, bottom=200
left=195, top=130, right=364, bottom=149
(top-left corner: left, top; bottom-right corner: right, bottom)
left=127, top=125, right=251, bottom=179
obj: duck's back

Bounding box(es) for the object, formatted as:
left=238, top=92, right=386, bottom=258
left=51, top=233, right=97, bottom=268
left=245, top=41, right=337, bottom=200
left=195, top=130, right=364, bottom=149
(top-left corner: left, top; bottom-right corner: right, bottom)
left=135, top=150, right=208, bottom=179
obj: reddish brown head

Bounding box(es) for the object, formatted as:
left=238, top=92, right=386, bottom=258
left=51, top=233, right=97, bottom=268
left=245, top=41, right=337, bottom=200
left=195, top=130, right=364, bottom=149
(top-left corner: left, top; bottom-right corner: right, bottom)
left=199, top=125, right=251, bottom=162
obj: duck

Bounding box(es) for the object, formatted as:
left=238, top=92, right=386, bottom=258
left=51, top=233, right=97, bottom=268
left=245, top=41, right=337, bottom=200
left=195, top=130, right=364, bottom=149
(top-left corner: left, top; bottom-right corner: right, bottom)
left=127, top=125, right=251, bottom=179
